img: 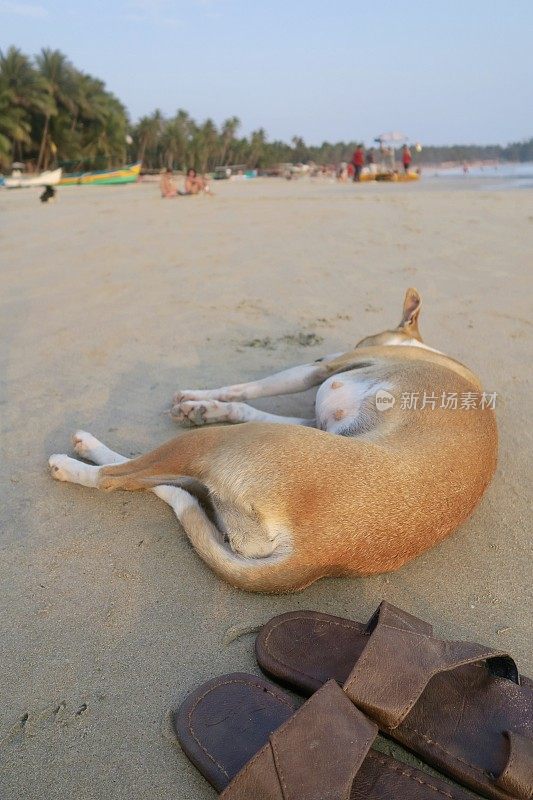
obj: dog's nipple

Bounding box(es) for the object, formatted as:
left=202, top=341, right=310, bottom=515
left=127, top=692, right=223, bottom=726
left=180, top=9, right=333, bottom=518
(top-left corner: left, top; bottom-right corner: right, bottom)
left=334, top=409, right=345, bottom=421
left=331, top=381, right=343, bottom=389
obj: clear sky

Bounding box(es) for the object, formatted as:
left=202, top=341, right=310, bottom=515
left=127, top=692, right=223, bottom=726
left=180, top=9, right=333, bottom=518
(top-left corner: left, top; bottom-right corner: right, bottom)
left=1, top=0, right=532, bottom=146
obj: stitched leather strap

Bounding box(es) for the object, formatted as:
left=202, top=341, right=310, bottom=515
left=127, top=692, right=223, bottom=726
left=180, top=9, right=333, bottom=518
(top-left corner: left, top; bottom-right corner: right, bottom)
left=221, top=680, right=378, bottom=800
left=495, top=731, right=533, bottom=800
left=343, top=602, right=519, bottom=730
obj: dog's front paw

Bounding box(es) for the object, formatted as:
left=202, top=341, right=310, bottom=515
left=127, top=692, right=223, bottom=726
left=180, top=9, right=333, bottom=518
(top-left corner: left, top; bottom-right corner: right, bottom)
left=172, top=400, right=208, bottom=425
left=173, top=389, right=198, bottom=405
left=170, top=404, right=187, bottom=422
left=173, top=399, right=232, bottom=426
left=172, top=388, right=221, bottom=405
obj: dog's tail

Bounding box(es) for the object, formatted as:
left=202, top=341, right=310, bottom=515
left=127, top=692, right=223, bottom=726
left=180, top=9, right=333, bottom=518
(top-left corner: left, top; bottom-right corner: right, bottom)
left=135, top=475, right=319, bottom=594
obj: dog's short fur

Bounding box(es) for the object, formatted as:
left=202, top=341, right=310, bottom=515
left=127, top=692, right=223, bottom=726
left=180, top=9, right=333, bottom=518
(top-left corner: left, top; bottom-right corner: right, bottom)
left=49, top=289, right=497, bottom=593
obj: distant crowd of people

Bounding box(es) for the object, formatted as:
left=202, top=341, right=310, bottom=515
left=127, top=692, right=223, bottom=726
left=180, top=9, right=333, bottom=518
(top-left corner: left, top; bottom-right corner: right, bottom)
left=160, top=167, right=212, bottom=198
left=159, top=146, right=417, bottom=196
left=337, top=144, right=414, bottom=182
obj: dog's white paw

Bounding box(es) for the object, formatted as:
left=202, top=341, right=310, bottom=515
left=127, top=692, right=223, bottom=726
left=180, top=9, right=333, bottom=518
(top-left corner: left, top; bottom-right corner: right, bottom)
left=72, top=430, right=100, bottom=460
left=49, top=454, right=74, bottom=481
left=178, top=400, right=209, bottom=425
left=172, top=399, right=230, bottom=426
left=172, top=389, right=221, bottom=405
left=49, top=454, right=99, bottom=487
left=170, top=399, right=202, bottom=423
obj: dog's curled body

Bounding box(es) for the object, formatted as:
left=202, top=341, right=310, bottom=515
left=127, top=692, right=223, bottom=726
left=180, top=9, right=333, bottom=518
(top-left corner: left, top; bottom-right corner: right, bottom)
left=49, top=289, right=497, bottom=593
left=91, top=350, right=495, bottom=592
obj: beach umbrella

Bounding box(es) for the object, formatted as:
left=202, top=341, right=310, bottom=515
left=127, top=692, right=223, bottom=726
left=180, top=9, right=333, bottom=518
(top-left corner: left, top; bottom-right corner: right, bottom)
left=374, top=133, right=411, bottom=169
left=374, top=132, right=408, bottom=143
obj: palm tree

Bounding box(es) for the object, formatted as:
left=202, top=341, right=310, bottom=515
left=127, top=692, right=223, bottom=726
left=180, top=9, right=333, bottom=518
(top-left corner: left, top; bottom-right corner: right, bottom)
left=35, top=48, right=76, bottom=170
left=220, top=116, right=240, bottom=165
left=136, top=109, right=164, bottom=168
left=291, top=135, right=307, bottom=162
left=0, top=73, right=31, bottom=167
left=0, top=46, right=54, bottom=163
left=73, top=75, right=127, bottom=168
left=158, top=109, right=193, bottom=170
left=248, top=128, right=267, bottom=167
left=194, top=118, right=218, bottom=173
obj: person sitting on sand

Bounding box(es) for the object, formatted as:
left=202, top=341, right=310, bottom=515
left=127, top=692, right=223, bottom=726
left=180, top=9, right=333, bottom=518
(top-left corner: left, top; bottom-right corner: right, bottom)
left=160, top=168, right=177, bottom=198
left=182, top=167, right=207, bottom=195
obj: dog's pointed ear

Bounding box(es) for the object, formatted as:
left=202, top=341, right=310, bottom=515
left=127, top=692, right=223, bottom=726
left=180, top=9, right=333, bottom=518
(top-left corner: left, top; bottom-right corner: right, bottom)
left=399, top=287, right=422, bottom=337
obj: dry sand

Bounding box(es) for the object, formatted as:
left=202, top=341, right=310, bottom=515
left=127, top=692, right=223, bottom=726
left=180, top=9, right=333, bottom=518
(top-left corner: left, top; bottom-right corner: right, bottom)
left=0, top=176, right=532, bottom=799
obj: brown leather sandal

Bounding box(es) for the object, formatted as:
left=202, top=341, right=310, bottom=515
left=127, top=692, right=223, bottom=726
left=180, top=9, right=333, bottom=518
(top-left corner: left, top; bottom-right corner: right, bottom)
left=174, top=672, right=477, bottom=799
left=255, top=602, right=533, bottom=800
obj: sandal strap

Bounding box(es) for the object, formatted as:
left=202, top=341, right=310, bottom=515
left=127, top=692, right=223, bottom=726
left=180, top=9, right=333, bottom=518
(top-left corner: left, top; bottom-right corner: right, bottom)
left=221, top=680, right=377, bottom=800
left=343, top=601, right=519, bottom=730
left=495, top=731, right=533, bottom=800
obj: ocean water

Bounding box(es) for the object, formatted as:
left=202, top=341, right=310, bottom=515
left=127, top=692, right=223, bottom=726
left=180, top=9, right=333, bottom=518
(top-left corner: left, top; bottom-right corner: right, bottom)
left=428, top=161, right=533, bottom=190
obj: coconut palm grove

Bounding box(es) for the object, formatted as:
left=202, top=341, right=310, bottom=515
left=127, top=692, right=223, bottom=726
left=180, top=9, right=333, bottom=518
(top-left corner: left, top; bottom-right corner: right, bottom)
left=1, top=46, right=533, bottom=173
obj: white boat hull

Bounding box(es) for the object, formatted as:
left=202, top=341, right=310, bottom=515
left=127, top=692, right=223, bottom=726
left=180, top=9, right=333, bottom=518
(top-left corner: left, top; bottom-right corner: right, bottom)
left=5, top=168, right=62, bottom=189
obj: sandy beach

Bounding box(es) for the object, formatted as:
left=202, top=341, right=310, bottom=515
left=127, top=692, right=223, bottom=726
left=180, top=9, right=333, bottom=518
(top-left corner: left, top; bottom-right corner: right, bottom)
left=1, top=177, right=532, bottom=799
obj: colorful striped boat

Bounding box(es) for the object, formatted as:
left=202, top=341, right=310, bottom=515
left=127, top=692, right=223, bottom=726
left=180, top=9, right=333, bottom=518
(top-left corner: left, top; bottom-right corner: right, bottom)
left=59, top=161, right=141, bottom=186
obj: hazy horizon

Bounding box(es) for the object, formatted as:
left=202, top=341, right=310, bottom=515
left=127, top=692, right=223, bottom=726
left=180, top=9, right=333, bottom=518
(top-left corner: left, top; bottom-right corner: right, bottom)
left=1, top=0, right=532, bottom=147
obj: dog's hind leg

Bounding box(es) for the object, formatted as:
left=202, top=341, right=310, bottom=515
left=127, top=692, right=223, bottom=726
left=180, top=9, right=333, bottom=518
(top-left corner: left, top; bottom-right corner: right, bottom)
left=49, top=454, right=102, bottom=487
left=47, top=448, right=302, bottom=591
left=48, top=426, right=323, bottom=591
left=50, top=426, right=222, bottom=492
left=72, top=431, right=130, bottom=465
left=51, top=435, right=211, bottom=515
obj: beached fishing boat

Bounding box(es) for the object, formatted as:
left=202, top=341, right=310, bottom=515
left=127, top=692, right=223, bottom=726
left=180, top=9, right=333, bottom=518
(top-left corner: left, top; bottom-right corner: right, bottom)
left=5, top=168, right=62, bottom=189
left=357, top=170, right=420, bottom=182
left=59, top=161, right=141, bottom=186
left=370, top=171, right=420, bottom=182
left=362, top=132, right=421, bottom=182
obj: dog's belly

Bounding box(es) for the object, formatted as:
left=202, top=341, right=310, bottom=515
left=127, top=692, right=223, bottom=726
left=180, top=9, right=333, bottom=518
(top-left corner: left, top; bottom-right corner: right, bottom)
left=315, top=372, right=379, bottom=434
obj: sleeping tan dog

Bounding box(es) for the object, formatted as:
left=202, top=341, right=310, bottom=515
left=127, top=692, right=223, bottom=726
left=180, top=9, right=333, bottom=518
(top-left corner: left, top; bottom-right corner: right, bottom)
left=49, top=289, right=497, bottom=593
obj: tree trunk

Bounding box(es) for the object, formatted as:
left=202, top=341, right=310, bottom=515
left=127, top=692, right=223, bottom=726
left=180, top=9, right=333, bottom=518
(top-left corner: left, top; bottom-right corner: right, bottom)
left=37, top=115, right=49, bottom=172
left=138, top=139, right=147, bottom=167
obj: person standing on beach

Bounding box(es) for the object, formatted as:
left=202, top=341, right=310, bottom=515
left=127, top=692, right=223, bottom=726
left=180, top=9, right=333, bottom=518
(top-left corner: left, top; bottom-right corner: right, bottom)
left=402, top=145, right=412, bottom=174
left=352, top=145, right=365, bottom=181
